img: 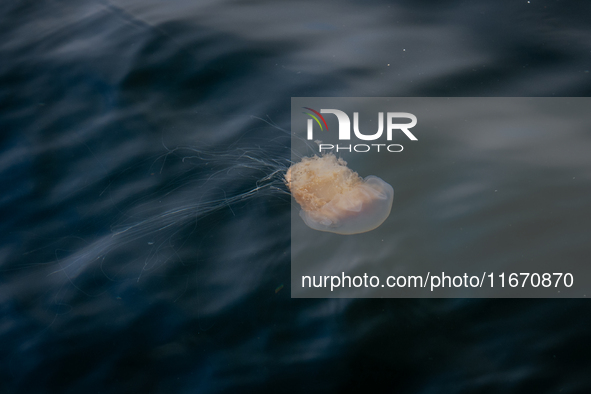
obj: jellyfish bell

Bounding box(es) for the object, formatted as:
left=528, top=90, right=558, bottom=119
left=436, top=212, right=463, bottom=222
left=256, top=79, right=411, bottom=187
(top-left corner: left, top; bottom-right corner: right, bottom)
left=285, top=154, right=393, bottom=235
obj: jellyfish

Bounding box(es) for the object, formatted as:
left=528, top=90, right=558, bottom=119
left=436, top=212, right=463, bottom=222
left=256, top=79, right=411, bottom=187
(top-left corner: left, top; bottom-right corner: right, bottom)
left=32, top=118, right=392, bottom=307
left=285, top=154, right=393, bottom=235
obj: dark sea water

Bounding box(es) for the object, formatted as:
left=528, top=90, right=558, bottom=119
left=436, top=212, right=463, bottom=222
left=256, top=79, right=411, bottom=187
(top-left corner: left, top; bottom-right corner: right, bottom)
left=1, top=0, right=591, bottom=393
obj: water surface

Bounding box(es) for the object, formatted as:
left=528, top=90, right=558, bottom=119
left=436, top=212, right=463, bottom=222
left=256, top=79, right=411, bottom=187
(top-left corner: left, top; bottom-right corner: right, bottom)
left=1, top=0, right=591, bottom=392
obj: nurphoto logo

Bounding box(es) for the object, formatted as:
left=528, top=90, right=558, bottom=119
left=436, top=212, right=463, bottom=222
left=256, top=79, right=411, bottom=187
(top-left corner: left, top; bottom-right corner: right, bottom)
left=302, top=107, right=417, bottom=153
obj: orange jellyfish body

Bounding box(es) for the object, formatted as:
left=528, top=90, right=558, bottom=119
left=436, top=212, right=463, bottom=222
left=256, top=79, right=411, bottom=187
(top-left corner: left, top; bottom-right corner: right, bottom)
left=285, top=154, right=393, bottom=235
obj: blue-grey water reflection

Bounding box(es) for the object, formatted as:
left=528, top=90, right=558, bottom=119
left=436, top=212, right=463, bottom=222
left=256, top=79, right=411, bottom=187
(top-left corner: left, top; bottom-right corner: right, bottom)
left=1, top=0, right=591, bottom=392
